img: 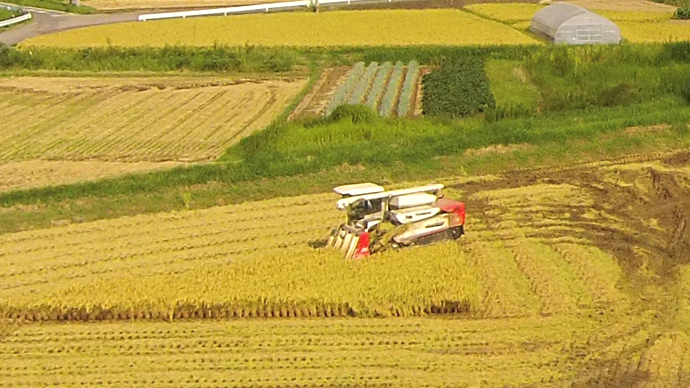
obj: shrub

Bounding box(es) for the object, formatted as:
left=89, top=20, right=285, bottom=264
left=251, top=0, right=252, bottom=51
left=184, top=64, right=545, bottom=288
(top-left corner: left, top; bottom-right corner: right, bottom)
left=673, top=5, right=690, bottom=20
left=597, top=83, right=639, bottom=107
left=0, top=45, right=298, bottom=73
left=684, top=80, right=690, bottom=103
left=422, top=58, right=496, bottom=118
left=328, top=104, right=378, bottom=124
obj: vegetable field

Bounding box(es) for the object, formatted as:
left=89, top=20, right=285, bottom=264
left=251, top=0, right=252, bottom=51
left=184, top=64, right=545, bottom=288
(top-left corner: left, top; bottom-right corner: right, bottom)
left=2, top=153, right=690, bottom=386
left=0, top=76, right=305, bottom=162
left=20, top=10, right=540, bottom=47
left=325, top=61, right=421, bottom=118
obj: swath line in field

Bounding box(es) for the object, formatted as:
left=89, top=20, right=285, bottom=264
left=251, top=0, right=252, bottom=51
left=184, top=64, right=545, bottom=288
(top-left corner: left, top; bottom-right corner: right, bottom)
left=464, top=217, right=540, bottom=318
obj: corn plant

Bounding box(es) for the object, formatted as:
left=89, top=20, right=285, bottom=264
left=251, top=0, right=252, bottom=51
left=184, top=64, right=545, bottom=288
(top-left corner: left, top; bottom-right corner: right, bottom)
left=347, top=62, right=378, bottom=105
left=396, top=60, right=420, bottom=118
left=326, top=62, right=365, bottom=116
left=378, top=61, right=404, bottom=117
left=365, top=62, right=392, bottom=110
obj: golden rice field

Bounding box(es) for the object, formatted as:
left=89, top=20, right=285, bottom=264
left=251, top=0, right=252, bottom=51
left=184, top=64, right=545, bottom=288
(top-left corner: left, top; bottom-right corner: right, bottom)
left=2, top=154, right=690, bottom=387
left=466, top=3, right=688, bottom=42
left=21, top=10, right=540, bottom=48
left=0, top=76, right=305, bottom=162
left=85, top=0, right=282, bottom=10
left=565, top=0, right=677, bottom=12
left=619, top=21, right=690, bottom=43
left=466, top=3, right=674, bottom=23
left=1, top=154, right=690, bottom=386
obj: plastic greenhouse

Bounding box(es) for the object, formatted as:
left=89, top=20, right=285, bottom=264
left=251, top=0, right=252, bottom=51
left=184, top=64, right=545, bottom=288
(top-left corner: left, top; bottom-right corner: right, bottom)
left=530, top=3, right=621, bottom=45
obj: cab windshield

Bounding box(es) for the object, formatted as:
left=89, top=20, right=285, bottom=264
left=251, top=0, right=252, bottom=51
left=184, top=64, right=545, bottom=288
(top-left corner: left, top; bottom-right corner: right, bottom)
left=347, top=199, right=382, bottom=221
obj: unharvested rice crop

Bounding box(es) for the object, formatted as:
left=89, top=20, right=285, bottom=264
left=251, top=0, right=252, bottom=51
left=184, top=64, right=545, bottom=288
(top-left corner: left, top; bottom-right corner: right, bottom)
left=618, top=21, right=690, bottom=42
left=21, top=10, right=540, bottom=47
left=0, top=191, right=484, bottom=320
left=465, top=3, right=674, bottom=24
left=0, top=76, right=305, bottom=162
left=564, top=0, right=677, bottom=12
left=465, top=3, right=544, bottom=24
left=0, top=160, right=184, bottom=192
left=465, top=3, right=676, bottom=41
left=598, top=10, right=674, bottom=22
left=86, top=0, right=283, bottom=10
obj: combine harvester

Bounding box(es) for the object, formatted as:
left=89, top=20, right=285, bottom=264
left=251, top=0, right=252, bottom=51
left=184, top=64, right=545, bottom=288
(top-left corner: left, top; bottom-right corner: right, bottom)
left=327, top=183, right=466, bottom=259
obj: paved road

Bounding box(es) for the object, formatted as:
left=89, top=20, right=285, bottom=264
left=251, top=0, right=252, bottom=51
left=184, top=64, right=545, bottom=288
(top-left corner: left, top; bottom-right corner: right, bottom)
left=0, top=2, right=141, bottom=45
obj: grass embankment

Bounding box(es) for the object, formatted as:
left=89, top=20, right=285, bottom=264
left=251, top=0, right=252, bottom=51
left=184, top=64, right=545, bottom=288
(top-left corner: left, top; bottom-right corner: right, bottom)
left=485, top=59, right=541, bottom=118
left=0, top=45, right=302, bottom=72
left=20, top=9, right=540, bottom=47
left=0, top=8, right=22, bottom=22
left=0, top=0, right=94, bottom=13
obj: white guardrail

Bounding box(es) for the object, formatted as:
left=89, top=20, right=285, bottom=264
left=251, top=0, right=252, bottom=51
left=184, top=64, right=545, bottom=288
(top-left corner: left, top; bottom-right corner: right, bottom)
left=139, top=0, right=387, bottom=21
left=0, top=12, right=31, bottom=28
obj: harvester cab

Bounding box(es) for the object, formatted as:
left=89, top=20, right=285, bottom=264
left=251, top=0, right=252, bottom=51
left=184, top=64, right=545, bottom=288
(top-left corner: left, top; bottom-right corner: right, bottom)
left=327, top=183, right=466, bottom=259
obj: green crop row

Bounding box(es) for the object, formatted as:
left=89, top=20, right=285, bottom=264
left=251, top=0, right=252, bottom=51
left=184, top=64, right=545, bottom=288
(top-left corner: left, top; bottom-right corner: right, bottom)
left=347, top=62, right=378, bottom=105
left=378, top=61, right=405, bottom=117
left=365, top=62, right=392, bottom=110
left=397, top=60, right=420, bottom=118
left=325, top=61, right=365, bottom=116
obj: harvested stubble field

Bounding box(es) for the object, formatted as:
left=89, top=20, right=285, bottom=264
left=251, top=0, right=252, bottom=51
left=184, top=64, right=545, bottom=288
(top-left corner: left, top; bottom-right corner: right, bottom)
left=0, top=76, right=305, bottom=163
left=20, top=10, right=540, bottom=47
left=0, top=160, right=185, bottom=192
left=1, top=152, right=690, bottom=387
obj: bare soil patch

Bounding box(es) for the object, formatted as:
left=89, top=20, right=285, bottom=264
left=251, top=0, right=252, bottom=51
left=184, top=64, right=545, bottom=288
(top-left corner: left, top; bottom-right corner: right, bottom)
left=289, top=66, right=350, bottom=120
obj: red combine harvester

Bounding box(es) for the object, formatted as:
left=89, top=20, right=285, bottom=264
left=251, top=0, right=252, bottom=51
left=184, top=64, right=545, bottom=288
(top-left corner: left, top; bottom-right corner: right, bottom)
left=326, top=183, right=466, bottom=259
